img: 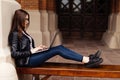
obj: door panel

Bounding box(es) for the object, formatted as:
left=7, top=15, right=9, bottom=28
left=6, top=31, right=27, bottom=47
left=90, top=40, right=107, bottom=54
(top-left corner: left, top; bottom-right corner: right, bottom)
left=71, top=16, right=82, bottom=31
left=83, top=16, right=95, bottom=32
left=59, top=15, right=70, bottom=31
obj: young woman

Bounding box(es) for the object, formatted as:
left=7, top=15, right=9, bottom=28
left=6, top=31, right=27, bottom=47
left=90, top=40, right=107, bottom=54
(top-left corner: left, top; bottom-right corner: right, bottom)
left=8, top=9, right=103, bottom=68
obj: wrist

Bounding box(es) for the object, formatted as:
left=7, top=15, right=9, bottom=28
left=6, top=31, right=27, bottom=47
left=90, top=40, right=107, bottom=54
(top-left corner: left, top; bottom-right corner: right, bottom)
left=30, top=49, right=35, bottom=54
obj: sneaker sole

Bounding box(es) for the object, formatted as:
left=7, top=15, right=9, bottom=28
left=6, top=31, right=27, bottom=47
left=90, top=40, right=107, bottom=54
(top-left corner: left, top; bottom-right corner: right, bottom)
left=85, top=58, right=103, bottom=68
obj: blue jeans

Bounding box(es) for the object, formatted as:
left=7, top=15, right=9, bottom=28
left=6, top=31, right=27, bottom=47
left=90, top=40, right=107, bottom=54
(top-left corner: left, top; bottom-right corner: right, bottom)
left=27, top=45, right=83, bottom=67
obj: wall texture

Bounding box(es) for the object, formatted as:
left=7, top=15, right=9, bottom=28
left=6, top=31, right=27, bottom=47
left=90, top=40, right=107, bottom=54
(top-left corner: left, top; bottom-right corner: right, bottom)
left=16, top=0, right=39, bottom=10
left=16, top=0, right=55, bottom=10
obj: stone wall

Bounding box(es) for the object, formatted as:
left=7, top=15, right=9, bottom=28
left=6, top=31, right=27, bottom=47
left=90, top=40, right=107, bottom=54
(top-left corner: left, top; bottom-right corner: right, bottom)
left=102, top=0, right=120, bottom=49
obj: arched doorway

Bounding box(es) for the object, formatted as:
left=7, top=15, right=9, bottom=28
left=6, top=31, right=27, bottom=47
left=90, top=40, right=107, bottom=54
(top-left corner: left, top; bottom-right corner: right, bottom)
left=56, top=0, right=111, bottom=40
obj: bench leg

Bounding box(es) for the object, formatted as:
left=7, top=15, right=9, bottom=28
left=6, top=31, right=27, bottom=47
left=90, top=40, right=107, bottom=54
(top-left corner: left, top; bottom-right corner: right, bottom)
left=32, top=74, right=40, bottom=80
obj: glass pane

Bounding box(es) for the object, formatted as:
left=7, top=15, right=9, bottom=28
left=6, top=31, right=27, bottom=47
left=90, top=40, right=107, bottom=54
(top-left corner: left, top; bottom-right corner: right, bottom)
left=62, top=0, right=68, bottom=4
left=74, top=0, right=81, bottom=5
left=73, top=0, right=81, bottom=12
left=60, top=0, right=69, bottom=12
left=84, top=0, right=94, bottom=14
left=61, top=0, right=69, bottom=8
left=96, top=0, right=108, bottom=14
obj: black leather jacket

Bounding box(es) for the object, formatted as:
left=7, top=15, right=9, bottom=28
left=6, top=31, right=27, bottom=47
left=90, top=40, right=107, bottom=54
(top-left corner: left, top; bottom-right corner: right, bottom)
left=9, top=31, right=35, bottom=67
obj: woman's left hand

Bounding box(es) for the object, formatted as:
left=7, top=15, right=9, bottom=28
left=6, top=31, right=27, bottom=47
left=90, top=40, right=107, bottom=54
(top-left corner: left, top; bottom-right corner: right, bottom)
left=30, top=45, right=48, bottom=54
left=38, top=45, right=48, bottom=51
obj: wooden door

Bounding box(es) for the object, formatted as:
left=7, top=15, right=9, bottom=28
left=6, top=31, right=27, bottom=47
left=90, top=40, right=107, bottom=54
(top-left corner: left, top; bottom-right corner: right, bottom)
left=56, top=0, right=111, bottom=40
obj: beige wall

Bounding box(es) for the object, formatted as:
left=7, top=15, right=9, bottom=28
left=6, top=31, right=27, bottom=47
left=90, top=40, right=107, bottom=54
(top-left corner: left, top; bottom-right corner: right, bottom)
left=0, top=0, right=2, bottom=51
left=0, top=0, right=21, bottom=80
left=0, top=0, right=21, bottom=64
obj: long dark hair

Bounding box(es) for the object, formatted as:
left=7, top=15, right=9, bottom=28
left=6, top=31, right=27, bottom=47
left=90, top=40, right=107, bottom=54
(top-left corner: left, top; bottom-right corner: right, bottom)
left=8, top=9, right=30, bottom=46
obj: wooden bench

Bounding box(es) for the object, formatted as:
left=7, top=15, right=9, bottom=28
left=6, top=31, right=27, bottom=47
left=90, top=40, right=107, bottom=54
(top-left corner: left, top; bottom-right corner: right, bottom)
left=16, top=62, right=120, bottom=80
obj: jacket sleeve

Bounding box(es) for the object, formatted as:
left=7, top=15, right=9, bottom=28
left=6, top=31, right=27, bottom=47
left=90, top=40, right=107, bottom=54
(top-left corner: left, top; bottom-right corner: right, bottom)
left=10, top=32, right=31, bottom=59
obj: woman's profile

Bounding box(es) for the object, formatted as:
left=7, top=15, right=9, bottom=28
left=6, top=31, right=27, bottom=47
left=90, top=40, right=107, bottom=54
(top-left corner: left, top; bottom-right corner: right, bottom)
left=8, top=9, right=103, bottom=68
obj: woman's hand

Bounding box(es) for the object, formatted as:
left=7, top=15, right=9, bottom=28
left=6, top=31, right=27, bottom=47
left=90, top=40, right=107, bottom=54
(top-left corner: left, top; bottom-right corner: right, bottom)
left=30, top=45, right=48, bottom=54
left=40, top=45, right=48, bottom=50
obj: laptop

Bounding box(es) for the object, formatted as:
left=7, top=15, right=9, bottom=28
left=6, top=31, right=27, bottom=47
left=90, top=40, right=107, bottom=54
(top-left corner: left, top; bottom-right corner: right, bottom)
left=36, top=30, right=59, bottom=53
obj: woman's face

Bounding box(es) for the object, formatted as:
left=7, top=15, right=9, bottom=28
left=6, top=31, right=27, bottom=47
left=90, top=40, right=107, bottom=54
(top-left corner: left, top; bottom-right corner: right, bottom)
left=24, top=15, right=29, bottom=28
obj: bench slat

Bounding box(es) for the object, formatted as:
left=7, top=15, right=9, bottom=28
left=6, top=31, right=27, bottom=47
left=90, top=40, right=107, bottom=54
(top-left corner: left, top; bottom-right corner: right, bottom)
left=16, top=62, right=120, bottom=78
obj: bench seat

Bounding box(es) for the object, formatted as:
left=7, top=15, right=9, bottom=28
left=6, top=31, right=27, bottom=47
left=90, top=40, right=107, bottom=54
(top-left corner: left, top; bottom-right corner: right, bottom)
left=16, top=62, right=120, bottom=78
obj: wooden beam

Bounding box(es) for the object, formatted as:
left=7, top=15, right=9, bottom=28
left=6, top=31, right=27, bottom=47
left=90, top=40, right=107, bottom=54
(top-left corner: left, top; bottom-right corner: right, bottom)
left=17, top=62, right=120, bottom=78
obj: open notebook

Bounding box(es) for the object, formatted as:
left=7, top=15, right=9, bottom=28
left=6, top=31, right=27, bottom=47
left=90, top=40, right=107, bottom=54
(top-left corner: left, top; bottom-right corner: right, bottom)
left=36, top=31, right=59, bottom=53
